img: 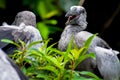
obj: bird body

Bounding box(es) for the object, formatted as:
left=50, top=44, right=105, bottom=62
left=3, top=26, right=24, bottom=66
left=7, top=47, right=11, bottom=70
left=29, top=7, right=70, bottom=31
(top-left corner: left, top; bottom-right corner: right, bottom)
left=19, top=23, right=44, bottom=49
left=0, top=23, right=43, bottom=48
left=95, top=47, right=120, bottom=80
left=0, top=11, right=43, bottom=79
left=58, top=6, right=97, bottom=73
left=0, top=49, right=28, bottom=80
left=0, top=11, right=43, bottom=54
left=58, top=6, right=120, bottom=79
left=58, top=25, right=82, bottom=51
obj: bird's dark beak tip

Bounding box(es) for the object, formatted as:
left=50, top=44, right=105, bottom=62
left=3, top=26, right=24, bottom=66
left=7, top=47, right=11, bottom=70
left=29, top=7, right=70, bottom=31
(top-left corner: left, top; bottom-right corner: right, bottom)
left=65, top=14, right=68, bottom=17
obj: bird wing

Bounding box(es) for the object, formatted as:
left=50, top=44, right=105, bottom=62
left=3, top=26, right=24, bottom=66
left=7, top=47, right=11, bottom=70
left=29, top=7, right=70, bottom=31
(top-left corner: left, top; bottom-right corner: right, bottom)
left=0, top=23, right=33, bottom=49
left=0, top=49, right=28, bottom=80
left=75, top=31, right=111, bottom=67
left=75, top=31, right=110, bottom=49
left=0, top=25, right=16, bottom=48
left=22, top=24, right=44, bottom=49
left=95, top=47, right=120, bottom=80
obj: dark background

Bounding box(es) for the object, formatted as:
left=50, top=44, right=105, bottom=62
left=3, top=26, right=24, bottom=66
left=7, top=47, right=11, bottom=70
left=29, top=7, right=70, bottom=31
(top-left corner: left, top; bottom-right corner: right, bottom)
left=83, top=0, right=120, bottom=59
left=0, top=0, right=120, bottom=56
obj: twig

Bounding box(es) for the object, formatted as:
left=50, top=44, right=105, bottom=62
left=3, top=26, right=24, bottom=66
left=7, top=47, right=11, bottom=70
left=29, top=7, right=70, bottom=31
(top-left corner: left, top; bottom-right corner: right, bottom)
left=79, top=0, right=85, bottom=6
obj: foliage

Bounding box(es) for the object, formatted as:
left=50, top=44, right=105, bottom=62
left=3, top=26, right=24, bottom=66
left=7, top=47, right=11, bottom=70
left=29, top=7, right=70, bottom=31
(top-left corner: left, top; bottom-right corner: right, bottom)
left=1, top=33, right=102, bottom=80
left=0, top=0, right=81, bottom=41
left=0, top=1, right=101, bottom=79
left=23, top=0, right=63, bottom=40
left=0, top=0, right=6, bottom=9
left=0, top=0, right=63, bottom=40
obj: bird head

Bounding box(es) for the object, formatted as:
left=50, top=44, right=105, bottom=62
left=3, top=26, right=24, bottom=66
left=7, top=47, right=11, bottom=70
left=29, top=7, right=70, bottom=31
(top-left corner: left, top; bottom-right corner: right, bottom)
left=65, top=6, right=87, bottom=29
left=12, top=11, right=36, bottom=27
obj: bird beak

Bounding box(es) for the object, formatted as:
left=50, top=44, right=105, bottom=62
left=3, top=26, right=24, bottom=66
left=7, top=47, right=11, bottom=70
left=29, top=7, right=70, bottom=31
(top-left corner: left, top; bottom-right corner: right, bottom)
left=65, top=11, right=71, bottom=17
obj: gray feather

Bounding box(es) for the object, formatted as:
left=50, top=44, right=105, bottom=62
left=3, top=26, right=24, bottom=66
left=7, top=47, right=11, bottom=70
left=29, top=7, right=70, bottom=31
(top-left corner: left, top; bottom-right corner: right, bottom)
left=0, top=11, right=43, bottom=53
left=58, top=5, right=120, bottom=79
left=12, top=11, right=36, bottom=27
left=95, top=47, right=120, bottom=80
left=0, top=49, right=28, bottom=80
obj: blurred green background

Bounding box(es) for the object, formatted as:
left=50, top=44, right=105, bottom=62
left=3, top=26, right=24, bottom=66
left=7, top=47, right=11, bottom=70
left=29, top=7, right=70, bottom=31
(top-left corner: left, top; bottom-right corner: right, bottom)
left=0, top=0, right=120, bottom=55
left=0, top=0, right=82, bottom=46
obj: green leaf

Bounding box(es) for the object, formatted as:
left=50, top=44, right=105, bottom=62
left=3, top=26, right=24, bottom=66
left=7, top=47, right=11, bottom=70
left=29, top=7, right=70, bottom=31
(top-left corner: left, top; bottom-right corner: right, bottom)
left=27, top=40, right=43, bottom=49
left=71, top=49, right=77, bottom=59
left=1, top=39, right=20, bottom=48
left=36, top=73, right=49, bottom=80
left=84, top=33, right=98, bottom=48
left=41, top=38, right=52, bottom=51
left=80, top=33, right=98, bottom=55
left=73, top=71, right=82, bottom=80
left=46, top=42, right=57, bottom=55
left=88, top=52, right=96, bottom=60
left=64, top=35, right=74, bottom=61
left=37, top=22, right=49, bottom=40
left=37, top=0, right=61, bottom=19
left=37, top=0, right=48, bottom=19
left=21, top=67, right=27, bottom=75
left=26, top=48, right=44, bottom=57
left=38, top=65, right=59, bottom=76
left=49, top=48, right=65, bottom=56
left=75, top=53, right=96, bottom=68
left=44, top=19, right=58, bottom=25
left=56, top=56, right=64, bottom=64
left=79, top=71, right=102, bottom=80
left=1, top=39, right=14, bottom=43
left=45, top=10, right=60, bottom=19
left=78, top=47, right=87, bottom=56
left=66, top=36, right=74, bottom=53
left=45, top=56, right=62, bottom=69
left=71, top=49, right=80, bottom=60
left=18, top=39, right=26, bottom=48
left=67, top=53, right=74, bottom=61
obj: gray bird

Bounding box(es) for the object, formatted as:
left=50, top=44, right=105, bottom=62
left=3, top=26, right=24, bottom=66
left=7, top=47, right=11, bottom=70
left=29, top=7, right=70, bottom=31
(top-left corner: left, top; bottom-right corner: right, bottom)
left=0, top=11, right=43, bottom=54
left=0, top=48, right=28, bottom=80
left=58, top=6, right=120, bottom=79
left=95, top=47, right=120, bottom=80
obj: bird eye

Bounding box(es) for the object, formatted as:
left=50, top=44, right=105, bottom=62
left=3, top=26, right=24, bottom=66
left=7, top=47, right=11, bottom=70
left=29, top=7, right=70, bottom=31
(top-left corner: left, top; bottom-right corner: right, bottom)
left=81, top=9, right=85, bottom=13
left=77, top=9, right=85, bottom=14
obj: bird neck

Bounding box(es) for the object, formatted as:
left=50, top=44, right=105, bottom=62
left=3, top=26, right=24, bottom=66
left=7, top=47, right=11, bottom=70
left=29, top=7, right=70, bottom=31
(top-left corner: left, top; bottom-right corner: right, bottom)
left=58, top=25, right=84, bottom=51
left=65, top=25, right=85, bottom=34
left=61, top=24, right=85, bottom=43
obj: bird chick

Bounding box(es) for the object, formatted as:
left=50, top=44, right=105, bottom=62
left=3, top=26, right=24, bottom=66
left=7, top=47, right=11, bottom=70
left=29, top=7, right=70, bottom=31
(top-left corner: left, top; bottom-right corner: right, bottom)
left=0, top=11, right=43, bottom=54
left=58, top=6, right=120, bottom=79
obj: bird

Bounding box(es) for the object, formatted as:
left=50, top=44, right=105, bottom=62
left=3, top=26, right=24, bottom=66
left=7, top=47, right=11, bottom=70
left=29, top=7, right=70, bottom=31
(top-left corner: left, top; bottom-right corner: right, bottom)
left=0, top=48, right=28, bottom=80
left=58, top=6, right=120, bottom=79
left=0, top=11, right=44, bottom=54
left=95, top=47, right=120, bottom=80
